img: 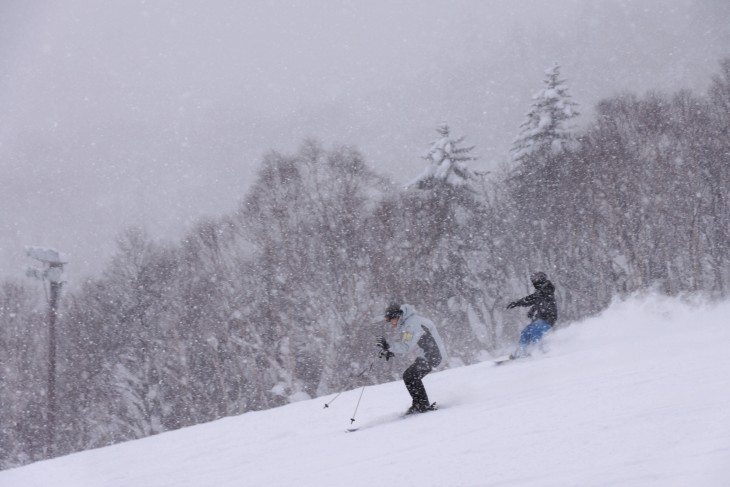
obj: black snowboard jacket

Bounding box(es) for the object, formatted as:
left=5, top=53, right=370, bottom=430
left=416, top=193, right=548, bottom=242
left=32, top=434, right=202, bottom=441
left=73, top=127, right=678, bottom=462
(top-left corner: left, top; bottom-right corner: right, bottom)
left=511, top=280, right=558, bottom=326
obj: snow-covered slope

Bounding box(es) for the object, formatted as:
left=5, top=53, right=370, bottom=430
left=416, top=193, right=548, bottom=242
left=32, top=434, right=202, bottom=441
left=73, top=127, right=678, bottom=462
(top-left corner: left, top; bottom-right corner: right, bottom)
left=2, top=294, right=729, bottom=487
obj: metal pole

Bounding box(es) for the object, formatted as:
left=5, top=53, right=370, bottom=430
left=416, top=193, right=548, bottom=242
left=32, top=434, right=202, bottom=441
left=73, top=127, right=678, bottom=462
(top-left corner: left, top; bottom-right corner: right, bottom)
left=46, top=268, right=62, bottom=453
left=323, top=357, right=376, bottom=408
left=24, top=247, right=66, bottom=456
left=350, top=385, right=367, bottom=424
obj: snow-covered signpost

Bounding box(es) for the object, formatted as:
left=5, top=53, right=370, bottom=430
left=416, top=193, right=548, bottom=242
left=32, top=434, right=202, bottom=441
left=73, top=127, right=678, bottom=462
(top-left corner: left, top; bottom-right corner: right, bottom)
left=25, top=246, right=67, bottom=454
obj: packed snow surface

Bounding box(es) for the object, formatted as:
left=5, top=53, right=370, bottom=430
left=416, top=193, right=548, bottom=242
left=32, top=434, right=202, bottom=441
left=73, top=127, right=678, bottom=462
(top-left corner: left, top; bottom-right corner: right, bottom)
left=2, top=293, right=729, bottom=486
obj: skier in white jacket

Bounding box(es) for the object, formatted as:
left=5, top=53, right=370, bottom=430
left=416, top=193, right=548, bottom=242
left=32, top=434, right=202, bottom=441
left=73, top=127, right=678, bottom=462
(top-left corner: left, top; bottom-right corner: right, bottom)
left=376, top=303, right=446, bottom=414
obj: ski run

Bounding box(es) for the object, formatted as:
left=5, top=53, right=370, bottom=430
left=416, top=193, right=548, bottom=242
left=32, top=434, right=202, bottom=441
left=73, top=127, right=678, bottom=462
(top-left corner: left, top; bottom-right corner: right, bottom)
left=1, top=293, right=728, bottom=486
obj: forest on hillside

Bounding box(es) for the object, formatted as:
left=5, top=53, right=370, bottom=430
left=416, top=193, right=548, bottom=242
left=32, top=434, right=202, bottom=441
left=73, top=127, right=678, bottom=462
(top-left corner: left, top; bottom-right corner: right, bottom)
left=2, top=59, right=729, bottom=469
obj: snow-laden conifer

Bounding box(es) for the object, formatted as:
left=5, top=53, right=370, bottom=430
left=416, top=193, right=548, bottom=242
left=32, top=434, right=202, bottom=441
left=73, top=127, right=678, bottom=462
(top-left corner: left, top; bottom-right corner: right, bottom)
left=510, top=63, right=579, bottom=166
left=409, top=122, right=476, bottom=189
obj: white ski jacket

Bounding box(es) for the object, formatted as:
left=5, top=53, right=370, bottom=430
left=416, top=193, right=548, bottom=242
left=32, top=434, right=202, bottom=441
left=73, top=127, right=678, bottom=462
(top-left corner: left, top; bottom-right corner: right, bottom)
left=389, top=304, right=446, bottom=368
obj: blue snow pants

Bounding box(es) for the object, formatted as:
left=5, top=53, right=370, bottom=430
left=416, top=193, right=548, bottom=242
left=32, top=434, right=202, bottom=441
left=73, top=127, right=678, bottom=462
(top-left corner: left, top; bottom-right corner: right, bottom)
left=518, top=319, right=552, bottom=346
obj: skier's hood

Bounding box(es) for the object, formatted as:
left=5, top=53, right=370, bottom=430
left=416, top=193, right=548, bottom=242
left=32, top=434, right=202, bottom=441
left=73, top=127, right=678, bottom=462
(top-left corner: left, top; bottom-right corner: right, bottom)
left=398, top=304, right=417, bottom=324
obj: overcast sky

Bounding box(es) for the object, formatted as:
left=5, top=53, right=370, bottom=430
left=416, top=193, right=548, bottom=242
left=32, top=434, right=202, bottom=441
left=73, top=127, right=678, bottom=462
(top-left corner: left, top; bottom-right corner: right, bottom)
left=1, top=0, right=729, bottom=283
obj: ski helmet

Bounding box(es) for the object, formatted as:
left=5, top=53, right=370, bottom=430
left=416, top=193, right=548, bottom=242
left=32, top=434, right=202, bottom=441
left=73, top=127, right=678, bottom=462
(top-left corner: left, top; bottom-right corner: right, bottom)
left=530, top=271, right=548, bottom=286
left=384, top=303, right=403, bottom=320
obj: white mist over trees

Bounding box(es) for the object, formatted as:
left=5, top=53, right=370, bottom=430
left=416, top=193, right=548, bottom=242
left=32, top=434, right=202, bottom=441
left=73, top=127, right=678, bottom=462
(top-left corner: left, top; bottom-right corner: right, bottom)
left=3, top=1, right=728, bottom=283
left=2, top=59, right=730, bottom=469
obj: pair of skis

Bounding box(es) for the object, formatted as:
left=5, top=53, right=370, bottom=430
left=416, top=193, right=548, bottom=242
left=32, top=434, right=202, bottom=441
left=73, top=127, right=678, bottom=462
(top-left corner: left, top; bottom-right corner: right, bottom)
left=345, top=353, right=535, bottom=432
left=346, top=403, right=439, bottom=432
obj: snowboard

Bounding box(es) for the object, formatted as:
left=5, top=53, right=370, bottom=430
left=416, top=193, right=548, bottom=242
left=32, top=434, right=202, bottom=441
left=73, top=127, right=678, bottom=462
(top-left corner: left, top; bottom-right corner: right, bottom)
left=494, top=351, right=538, bottom=365
left=493, top=355, right=514, bottom=365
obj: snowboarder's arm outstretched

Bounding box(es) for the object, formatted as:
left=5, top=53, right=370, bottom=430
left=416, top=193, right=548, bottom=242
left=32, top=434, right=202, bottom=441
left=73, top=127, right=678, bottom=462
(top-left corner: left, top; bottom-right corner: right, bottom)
left=507, top=293, right=537, bottom=309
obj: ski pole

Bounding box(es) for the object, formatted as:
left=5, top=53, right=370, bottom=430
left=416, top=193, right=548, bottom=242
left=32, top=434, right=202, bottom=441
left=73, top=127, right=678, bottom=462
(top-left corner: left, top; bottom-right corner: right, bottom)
left=323, top=357, right=376, bottom=408
left=349, top=385, right=367, bottom=424
left=323, top=320, right=384, bottom=409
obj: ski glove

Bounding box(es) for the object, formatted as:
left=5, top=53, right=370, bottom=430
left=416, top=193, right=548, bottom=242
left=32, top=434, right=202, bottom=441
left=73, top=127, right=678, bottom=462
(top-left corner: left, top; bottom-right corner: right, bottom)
left=379, top=349, right=395, bottom=361
left=376, top=336, right=394, bottom=361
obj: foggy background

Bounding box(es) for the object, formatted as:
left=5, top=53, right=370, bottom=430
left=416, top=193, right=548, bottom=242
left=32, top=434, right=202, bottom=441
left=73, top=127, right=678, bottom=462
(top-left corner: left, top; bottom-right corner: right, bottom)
left=1, top=0, right=729, bottom=283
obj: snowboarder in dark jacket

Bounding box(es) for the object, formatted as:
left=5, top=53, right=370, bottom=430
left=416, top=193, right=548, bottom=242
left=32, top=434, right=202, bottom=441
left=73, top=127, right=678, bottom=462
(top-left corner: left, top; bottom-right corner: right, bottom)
left=376, top=303, right=446, bottom=414
left=506, top=271, right=558, bottom=359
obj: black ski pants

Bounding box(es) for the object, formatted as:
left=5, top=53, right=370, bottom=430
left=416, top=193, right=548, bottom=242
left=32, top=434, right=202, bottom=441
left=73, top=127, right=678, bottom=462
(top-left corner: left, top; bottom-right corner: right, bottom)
left=403, top=357, right=432, bottom=408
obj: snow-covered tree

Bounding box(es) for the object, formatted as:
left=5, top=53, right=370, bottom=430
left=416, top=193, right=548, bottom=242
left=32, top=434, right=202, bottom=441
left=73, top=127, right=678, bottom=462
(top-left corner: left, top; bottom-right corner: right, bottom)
left=409, top=122, right=477, bottom=189
left=237, top=139, right=384, bottom=399
left=0, top=282, right=47, bottom=468
left=510, top=63, right=579, bottom=166
left=371, top=124, right=499, bottom=362
left=504, top=63, right=579, bottom=265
